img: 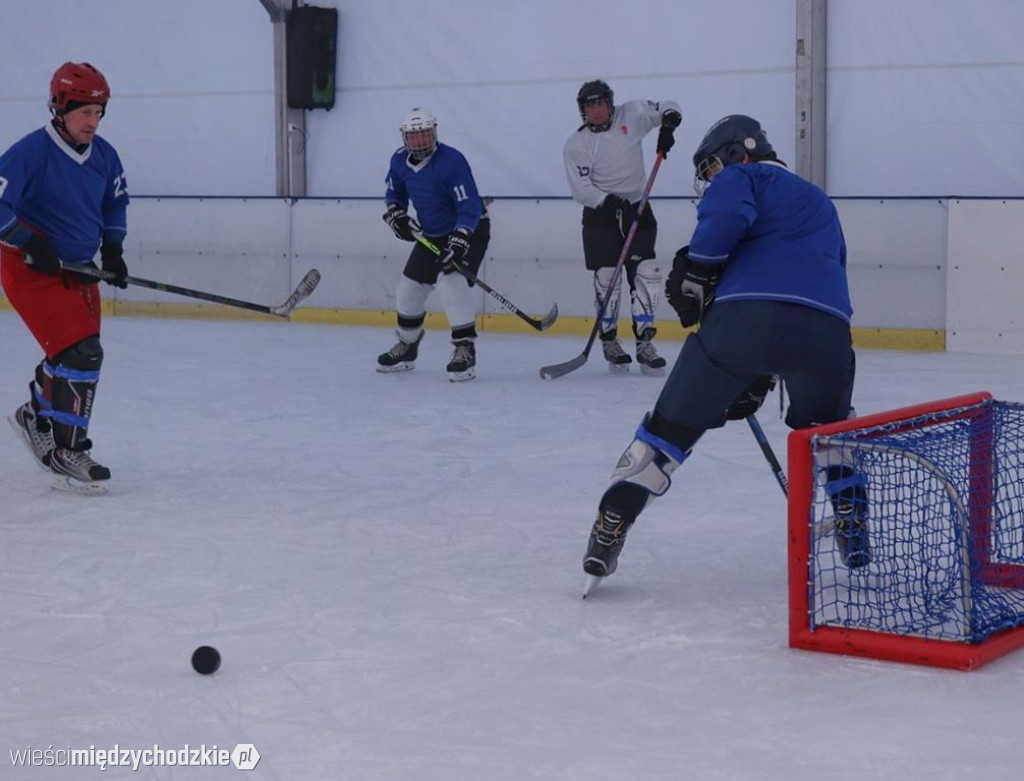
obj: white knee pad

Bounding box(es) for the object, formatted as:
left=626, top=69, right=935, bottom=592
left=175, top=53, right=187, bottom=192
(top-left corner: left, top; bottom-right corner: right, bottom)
left=609, top=435, right=683, bottom=497
left=631, top=258, right=661, bottom=329
left=594, top=267, right=622, bottom=335
left=396, top=276, right=431, bottom=319
left=436, top=272, right=478, bottom=331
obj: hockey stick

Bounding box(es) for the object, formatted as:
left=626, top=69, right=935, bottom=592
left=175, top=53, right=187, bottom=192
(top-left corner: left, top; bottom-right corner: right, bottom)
left=746, top=414, right=788, bottom=496
left=415, top=236, right=558, bottom=331
left=60, top=263, right=322, bottom=318
left=540, top=152, right=665, bottom=380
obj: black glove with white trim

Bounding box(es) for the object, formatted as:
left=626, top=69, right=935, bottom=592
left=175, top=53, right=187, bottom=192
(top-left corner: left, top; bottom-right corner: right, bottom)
left=383, top=204, right=416, bottom=242
left=665, top=245, right=725, bottom=327
left=439, top=228, right=472, bottom=275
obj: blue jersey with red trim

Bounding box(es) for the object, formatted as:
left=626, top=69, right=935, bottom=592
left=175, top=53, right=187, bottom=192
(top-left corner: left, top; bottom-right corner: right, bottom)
left=0, top=123, right=128, bottom=264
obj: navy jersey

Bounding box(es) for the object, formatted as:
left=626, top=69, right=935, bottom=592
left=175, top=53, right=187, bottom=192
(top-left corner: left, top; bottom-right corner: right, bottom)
left=385, top=143, right=482, bottom=237
left=0, top=124, right=128, bottom=264
left=689, top=161, right=852, bottom=324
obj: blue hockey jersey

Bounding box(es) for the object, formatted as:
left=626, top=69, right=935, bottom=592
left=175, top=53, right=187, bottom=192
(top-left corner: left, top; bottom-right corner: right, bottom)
left=0, top=123, right=128, bottom=264
left=688, top=161, right=852, bottom=324
left=385, top=143, right=482, bottom=238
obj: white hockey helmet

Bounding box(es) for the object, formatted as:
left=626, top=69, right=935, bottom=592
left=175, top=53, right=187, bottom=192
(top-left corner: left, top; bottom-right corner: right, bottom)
left=400, top=108, right=438, bottom=159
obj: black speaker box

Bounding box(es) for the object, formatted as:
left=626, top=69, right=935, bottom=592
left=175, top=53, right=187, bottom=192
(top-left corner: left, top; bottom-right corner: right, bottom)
left=286, top=6, right=338, bottom=110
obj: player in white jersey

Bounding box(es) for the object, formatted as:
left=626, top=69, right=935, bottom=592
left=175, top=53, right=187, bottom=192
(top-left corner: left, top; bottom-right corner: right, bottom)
left=563, top=80, right=681, bottom=375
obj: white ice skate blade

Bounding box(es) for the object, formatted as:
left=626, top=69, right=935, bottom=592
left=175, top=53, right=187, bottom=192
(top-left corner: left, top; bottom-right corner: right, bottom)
left=638, top=364, right=666, bottom=377
left=7, top=414, right=52, bottom=472
left=582, top=574, right=603, bottom=599
left=51, top=473, right=108, bottom=495
left=606, top=363, right=630, bottom=375
left=448, top=368, right=476, bottom=382
left=376, top=362, right=415, bottom=373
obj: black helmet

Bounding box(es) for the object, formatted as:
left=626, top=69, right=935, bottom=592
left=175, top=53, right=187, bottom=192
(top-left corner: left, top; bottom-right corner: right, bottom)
left=692, top=115, right=775, bottom=194
left=576, top=79, right=614, bottom=130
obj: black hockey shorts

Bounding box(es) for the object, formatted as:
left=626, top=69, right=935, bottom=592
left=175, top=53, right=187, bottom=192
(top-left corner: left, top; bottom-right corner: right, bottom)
left=653, top=300, right=856, bottom=432
left=403, top=218, right=491, bottom=285
left=581, top=202, right=657, bottom=271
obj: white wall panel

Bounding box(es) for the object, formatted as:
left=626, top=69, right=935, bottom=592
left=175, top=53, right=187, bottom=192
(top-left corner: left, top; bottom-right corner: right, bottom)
left=111, top=196, right=981, bottom=340
left=947, top=199, right=1024, bottom=353
left=827, top=0, right=1024, bottom=196
left=113, top=198, right=292, bottom=308
left=835, top=199, right=948, bottom=329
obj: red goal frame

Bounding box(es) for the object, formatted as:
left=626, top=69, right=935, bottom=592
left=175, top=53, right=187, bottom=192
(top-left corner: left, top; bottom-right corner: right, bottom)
left=787, top=391, right=1024, bottom=670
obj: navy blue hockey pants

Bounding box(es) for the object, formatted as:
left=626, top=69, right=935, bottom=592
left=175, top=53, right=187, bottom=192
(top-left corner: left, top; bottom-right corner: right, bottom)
left=653, top=300, right=855, bottom=435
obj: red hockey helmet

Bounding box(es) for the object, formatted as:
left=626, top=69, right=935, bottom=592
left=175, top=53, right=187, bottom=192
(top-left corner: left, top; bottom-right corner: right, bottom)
left=49, top=62, right=110, bottom=115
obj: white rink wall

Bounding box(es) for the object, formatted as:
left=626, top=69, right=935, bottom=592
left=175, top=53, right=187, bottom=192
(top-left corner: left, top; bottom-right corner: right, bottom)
left=102, top=195, right=1023, bottom=353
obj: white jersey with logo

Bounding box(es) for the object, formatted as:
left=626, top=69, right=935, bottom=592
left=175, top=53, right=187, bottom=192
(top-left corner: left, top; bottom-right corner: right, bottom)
left=563, top=98, right=681, bottom=208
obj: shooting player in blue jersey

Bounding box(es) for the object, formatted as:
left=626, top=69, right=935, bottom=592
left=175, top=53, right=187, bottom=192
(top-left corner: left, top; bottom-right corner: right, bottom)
left=582, top=115, right=866, bottom=593
left=377, top=108, right=491, bottom=382
left=0, top=62, right=129, bottom=494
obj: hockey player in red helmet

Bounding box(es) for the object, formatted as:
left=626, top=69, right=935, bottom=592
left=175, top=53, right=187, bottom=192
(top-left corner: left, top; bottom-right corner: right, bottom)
left=0, top=61, right=129, bottom=493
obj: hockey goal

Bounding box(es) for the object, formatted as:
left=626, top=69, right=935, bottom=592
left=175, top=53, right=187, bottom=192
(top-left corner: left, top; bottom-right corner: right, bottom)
left=788, top=391, right=1024, bottom=670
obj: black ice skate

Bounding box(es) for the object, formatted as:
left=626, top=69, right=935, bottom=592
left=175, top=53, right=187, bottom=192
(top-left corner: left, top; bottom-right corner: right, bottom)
left=602, top=338, right=632, bottom=374
left=7, top=401, right=54, bottom=471
left=446, top=339, right=476, bottom=382
left=835, top=505, right=871, bottom=569
left=635, top=339, right=666, bottom=377
left=582, top=508, right=634, bottom=597
left=50, top=439, right=110, bottom=495
left=377, top=332, right=424, bottom=373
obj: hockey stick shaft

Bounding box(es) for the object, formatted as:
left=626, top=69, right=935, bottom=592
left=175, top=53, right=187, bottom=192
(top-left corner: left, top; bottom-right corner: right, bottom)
left=539, top=152, right=665, bottom=379
left=60, top=263, right=321, bottom=318
left=746, top=414, right=788, bottom=496
left=416, top=236, right=558, bottom=331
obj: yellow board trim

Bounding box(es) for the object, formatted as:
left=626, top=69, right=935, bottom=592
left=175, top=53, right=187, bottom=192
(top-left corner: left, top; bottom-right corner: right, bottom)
left=0, top=296, right=946, bottom=352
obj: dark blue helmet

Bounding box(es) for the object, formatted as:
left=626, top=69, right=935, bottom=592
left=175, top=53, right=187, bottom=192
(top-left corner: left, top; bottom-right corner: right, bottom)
left=692, top=115, right=775, bottom=194
left=576, top=80, right=614, bottom=130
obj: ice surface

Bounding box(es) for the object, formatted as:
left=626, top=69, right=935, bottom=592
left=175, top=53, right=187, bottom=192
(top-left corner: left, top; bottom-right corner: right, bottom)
left=3, top=310, right=1024, bottom=780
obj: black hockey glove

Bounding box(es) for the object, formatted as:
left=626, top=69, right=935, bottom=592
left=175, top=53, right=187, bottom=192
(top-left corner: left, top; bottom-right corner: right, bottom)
left=725, top=375, right=777, bottom=420
left=22, top=233, right=61, bottom=275
left=439, top=228, right=472, bottom=275
left=100, top=243, right=128, bottom=288
left=665, top=246, right=725, bottom=328
left=602, top=194, right=638, bottom=238
left=657, top=110, right=682, bottom=157
left=383, top=204, right=416, bottom=242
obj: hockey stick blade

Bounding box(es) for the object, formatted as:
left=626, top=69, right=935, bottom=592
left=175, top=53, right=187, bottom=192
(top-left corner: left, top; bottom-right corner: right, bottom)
left=539, top=352, right=587, bottom=380
left=269, top=269, right=322, bottom=317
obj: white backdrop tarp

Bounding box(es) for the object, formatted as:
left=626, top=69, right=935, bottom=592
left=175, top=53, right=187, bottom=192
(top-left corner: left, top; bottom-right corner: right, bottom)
left=0, top=1, right=1020, bottom=197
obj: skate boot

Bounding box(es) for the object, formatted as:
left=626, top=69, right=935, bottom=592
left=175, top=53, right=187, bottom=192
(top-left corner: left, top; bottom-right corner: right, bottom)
left=377, top=331, right=424, bottom=373
left=446, top=339, right=476, bottom=382
left=583, top=508, right=634, bottom=578
left=7, top=401, right=54, bottom=471
left=602, top=338, right=632, bottom=374
left=835, top=502, right=871, bottom=569
left=50, top=439, right=110, bottom=495
left=635, top=338, right=666, bottom=377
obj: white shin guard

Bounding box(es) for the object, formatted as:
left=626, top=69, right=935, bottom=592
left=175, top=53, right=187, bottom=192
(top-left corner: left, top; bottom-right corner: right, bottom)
left=395, top=276, right=432, bottom=341
left=594, top=267, right=622, bottom=336
left=610, top=435, right=683, bottom=499
left=631, top=258, right=661, bottom=337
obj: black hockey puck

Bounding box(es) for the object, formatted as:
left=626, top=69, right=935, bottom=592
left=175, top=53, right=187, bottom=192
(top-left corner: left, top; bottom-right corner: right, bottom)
left=191, top=645, right=221, bottom=675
